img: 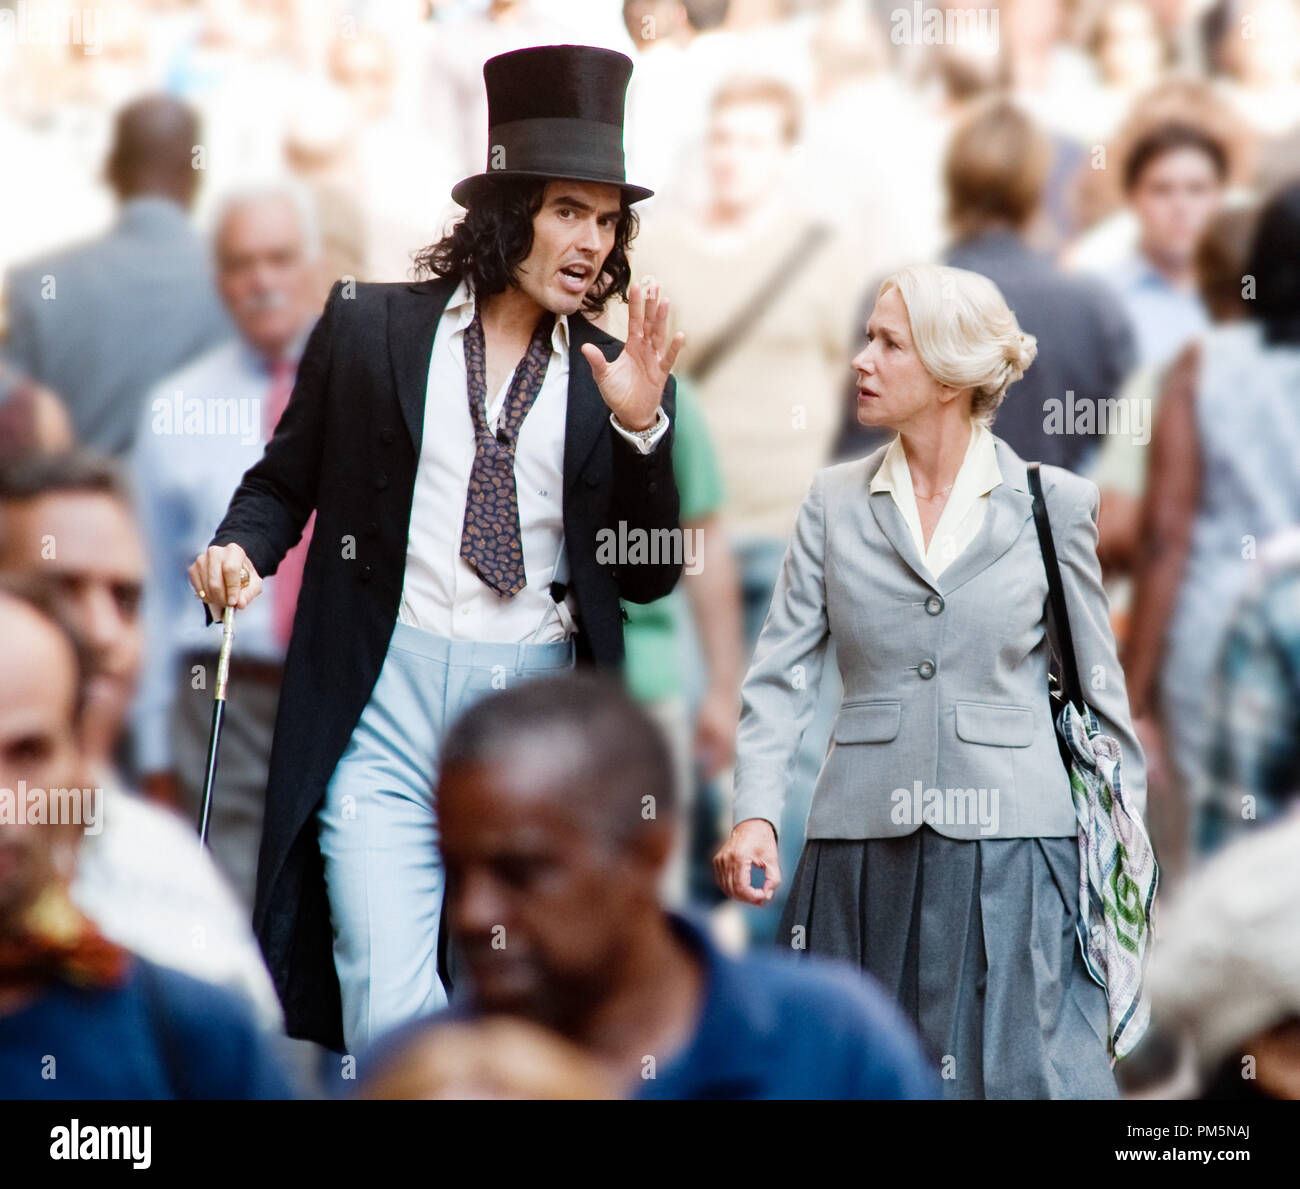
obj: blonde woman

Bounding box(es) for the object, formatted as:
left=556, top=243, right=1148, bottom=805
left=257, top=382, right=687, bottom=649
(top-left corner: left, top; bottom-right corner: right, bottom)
left=714, top=263, right=1147, bottom=1099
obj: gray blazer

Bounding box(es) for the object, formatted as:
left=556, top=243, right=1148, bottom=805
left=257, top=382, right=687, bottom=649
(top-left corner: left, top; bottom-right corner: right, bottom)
left=4, top=196, right=231, bottom=456
left=733, top=435, right=1146, bottom=841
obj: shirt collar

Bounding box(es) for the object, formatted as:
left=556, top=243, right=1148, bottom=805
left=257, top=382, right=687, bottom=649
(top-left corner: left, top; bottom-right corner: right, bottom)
left=446, top=276, right=571, bottom=355
left=869, top=421, right=1002, bottom=499
left=239, top=319, right=315, bottom=379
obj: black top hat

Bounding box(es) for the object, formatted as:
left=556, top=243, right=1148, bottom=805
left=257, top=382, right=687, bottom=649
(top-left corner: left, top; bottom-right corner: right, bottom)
left=450, top=44, right=653, bottom=209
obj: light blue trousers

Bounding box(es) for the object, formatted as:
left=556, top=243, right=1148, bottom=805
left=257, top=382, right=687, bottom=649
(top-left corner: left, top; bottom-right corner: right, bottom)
left=317, top=622, right=575, bottom=1054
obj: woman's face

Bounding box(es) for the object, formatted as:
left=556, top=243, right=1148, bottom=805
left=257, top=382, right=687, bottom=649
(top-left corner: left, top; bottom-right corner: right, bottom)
left=851, top=286, right=946, bottom=431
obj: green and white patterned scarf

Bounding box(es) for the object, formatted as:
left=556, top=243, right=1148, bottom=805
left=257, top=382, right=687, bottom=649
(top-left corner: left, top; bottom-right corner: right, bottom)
left=1057, top=700, right=1159, bottom=1060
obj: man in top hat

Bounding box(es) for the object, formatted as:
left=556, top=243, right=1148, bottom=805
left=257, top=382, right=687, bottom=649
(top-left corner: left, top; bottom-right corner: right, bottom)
left=189, top=44, right=685, bottom=1055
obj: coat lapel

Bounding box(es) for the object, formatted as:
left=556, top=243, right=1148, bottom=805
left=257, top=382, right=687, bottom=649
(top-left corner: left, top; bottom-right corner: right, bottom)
left=563, top=311, right=615, bottom=491
left=387, top=275, right=460, bottom=450
left=864, top=435, right=1035, bottom=596
left=934, top=436, right=1034, bottom=596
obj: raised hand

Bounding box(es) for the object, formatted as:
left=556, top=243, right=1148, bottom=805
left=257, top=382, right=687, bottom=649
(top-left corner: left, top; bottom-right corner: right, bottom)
left=580, top=278, right=685, bottom=431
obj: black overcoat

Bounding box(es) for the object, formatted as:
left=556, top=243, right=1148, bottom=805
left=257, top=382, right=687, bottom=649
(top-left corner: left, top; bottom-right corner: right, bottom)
left=209, top=275, right=681, bottom=1048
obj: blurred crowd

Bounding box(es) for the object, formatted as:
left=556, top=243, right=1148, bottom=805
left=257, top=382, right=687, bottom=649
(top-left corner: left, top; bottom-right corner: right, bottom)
left=2, top=0, right=1300, bottom=1101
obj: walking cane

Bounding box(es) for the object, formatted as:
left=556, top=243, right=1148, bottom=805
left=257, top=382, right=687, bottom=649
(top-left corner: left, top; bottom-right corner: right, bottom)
left=198, top=592, right=239, bottom=849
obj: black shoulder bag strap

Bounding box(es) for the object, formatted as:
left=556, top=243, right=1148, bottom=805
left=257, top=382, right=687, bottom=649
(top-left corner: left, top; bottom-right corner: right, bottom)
left=685, top=221, right=831, bottom=385
left=1027, top=462, right=1085, bottom=712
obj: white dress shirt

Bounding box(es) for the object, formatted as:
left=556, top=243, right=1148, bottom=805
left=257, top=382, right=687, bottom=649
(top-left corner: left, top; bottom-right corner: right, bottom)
left=869, top=421, right=1003, bottom=578
left=399, top=278, right=668, bottom=642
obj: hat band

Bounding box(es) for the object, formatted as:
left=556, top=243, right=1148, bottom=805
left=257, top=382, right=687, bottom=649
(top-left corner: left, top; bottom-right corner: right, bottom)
left=485, top=117, right=626, bottom=182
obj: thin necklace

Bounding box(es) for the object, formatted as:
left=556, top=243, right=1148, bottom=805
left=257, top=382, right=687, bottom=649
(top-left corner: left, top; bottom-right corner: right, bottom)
left=914, top=479, right=956, bottom=501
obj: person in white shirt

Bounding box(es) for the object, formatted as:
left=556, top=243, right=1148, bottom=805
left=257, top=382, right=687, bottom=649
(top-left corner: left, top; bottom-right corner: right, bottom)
left=190, top=46, right=685, bottom=1056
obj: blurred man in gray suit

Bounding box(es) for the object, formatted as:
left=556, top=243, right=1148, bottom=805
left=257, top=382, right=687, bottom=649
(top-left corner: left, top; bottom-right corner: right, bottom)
left=4, top=95, right=231, bottom=456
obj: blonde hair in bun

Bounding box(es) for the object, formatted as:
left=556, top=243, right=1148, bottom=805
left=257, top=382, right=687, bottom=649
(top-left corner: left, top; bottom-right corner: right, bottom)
left=877, top=264, right=1038, bottom=428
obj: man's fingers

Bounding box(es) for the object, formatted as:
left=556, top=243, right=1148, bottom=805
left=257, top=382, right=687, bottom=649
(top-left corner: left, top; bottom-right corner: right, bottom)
left=649, top=296, right=669, bottom=356
left=626, top=279, right=644, bottom=340
left=580, top=342, right=608, bottom=382
left=662, top=331, right=686, bottom=376
left=237, top=572, right=263, bottom=610
left=204, top=552, right=229, bottom=607
left=641, top=280, right=659, bottom=340
left=221, top=557, right=245, bottom=603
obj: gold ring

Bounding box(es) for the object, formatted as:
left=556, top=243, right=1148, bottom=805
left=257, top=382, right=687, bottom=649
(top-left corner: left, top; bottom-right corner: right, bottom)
left=239, top=567, right=250, bottom=587
left=197, top=588, right=207, bottom=599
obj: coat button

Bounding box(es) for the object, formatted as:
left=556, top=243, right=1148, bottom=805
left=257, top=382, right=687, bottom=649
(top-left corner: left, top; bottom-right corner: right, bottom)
left=925, top=594, right=944, bottom=615
left=360, top=564, right=374, bottom=582
left=918, top=659, right=936, bottom=679
left=380, top=427, right=395, bottom=444
left=365, top=521, right=378, bottom=538
left=374, top=471, right=388, bottom=491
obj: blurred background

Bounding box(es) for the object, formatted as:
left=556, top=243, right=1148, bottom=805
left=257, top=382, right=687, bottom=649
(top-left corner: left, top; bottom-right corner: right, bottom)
left=3, top=0, right=1300, bottom=1100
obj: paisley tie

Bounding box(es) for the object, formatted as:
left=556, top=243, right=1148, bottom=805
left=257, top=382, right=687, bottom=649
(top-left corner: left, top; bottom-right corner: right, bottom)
left=459, top=307, right=556, bottom=597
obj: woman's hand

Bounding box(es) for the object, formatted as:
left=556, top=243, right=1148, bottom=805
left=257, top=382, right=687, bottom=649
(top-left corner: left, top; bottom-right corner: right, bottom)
left=714, top=818, right=781, bottom=905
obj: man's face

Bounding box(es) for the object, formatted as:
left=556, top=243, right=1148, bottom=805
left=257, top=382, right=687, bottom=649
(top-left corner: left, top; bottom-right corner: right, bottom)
left=705, top=101, right=790, bottom=212
left=1131, top=147, right=1224, bottom=268
left=437, top=746, right=648, bottom=1028
left=513, top=180, right=624, bottom=317
left=0, top=603, right=85, bottom=929
left=216, top=195, right=317, bottom=357
left=0, top=494, right=145, bottom=758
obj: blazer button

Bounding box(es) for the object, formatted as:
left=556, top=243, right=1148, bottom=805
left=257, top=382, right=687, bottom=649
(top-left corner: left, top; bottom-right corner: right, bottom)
left=365, top=521, right=379, bottom=538
left=925, top=594, right=944, bottom=615
left=360, top=564, right=374, bottom=582
left=374, top=471, right=388, bottom=491
left=918, top=659, right=936, bottom=679
left=380, top=427, right=396, bottom=445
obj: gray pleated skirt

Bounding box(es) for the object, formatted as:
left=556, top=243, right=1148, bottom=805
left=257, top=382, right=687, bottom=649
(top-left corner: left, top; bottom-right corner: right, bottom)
left=778, top=826, right=1117, bottom=1100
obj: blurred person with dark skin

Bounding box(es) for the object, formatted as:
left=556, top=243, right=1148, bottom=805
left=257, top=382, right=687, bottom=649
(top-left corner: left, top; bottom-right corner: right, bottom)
left=131, top=185, right=322, bottom=911
left=838, top=99, right=1136, bottom=475
left=189, top=47, right=682, bottom=1055
left=0, top=453, right=281, bottom=1030
left=1100, top=122, right=1227, bottom=369
left=3, top=95, right=231, bottom=456
left=361, top=673, right=937, bottom=1100
left=0, top=585, right=291, bottom=1099
left=1127, top=182, right=1300, bottom=869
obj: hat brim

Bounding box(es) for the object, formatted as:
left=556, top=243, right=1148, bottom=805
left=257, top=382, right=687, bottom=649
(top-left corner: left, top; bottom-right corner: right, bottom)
left=450, top=170, right=654, bottom=210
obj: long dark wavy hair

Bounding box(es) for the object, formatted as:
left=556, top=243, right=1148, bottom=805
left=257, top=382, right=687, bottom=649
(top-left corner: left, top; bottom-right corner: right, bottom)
left=413, top=177, right=639, bottom=316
